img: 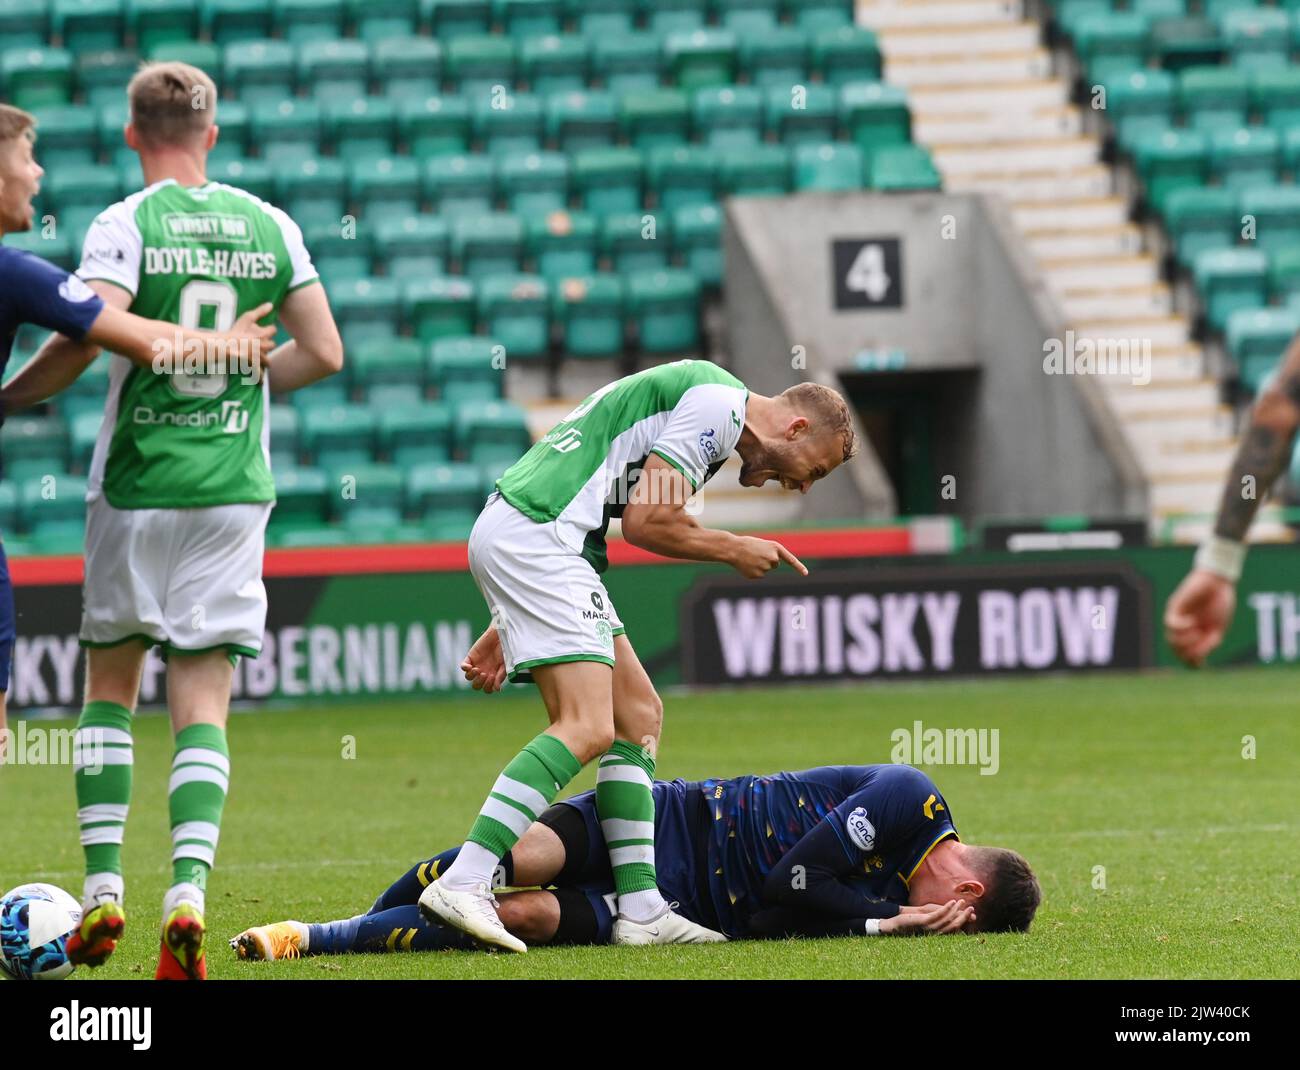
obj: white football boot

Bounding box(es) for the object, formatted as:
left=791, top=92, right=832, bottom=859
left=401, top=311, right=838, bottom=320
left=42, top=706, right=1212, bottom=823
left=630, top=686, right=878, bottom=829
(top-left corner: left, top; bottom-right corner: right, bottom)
left=418, top=879, right=526, bottom=953
left=612, top=904, right=727, bottom=945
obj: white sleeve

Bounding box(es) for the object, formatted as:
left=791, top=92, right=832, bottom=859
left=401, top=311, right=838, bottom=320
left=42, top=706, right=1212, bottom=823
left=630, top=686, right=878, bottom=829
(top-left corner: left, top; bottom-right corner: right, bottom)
left=76, top=200, right=142, bottom=298
left=650, top=382, right=748, bottom=489
left=268, top=204, right=318, bottom=290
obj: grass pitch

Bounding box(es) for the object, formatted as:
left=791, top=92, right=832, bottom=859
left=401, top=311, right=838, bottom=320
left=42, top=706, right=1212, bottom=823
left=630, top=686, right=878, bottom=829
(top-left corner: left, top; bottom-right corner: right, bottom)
left=4, top=668, right=1298, bottom=980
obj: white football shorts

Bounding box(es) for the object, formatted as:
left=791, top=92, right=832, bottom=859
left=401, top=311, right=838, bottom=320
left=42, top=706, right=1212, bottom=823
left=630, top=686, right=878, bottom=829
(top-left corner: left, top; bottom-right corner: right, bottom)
left=79, top=496, right=272, bottom=658
left=469, top=491, right=624, bottom=682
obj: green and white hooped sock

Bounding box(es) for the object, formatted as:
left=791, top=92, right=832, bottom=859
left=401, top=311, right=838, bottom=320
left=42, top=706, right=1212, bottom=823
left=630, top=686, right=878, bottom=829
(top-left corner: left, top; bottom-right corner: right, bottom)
left=442, top=732, right=583, bottom=893
left=167, top=723, right=230, bottom=916
left=74, top=700, right=134, bottom=907
left=596, top=740, right=667, bottom=924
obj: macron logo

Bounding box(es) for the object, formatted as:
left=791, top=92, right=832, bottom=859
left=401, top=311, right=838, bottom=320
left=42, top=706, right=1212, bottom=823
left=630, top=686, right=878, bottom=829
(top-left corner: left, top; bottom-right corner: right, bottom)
left=49, top=1001, right=152, bottom=1051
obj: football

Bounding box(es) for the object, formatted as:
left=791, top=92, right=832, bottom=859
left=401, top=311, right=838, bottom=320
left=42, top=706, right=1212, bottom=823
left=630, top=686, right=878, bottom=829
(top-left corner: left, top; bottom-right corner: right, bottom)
left=0, top=883, right=82, bottom=981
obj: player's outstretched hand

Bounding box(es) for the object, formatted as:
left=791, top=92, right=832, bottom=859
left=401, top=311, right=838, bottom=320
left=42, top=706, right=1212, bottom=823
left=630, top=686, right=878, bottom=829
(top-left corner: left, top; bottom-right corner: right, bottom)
left=228, top=302, right=277, bottom=383
left=730, top=536, right=809, bottom=579
left=880, top=899, right=975, bottom=936
left=461, top=625, right=507, bottom=694
left=1164, top=568, right=1236, bottom=668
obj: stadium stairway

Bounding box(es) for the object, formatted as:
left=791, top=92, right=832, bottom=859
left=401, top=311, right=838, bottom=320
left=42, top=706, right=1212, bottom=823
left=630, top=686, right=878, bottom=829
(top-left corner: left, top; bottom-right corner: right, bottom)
left=857, top=0, right=1287, bottom=541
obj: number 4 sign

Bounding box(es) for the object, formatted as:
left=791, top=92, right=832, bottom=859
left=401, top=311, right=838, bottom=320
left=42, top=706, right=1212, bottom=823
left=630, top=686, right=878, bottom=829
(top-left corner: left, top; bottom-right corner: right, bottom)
left=832, top=238, right=903, bottom=310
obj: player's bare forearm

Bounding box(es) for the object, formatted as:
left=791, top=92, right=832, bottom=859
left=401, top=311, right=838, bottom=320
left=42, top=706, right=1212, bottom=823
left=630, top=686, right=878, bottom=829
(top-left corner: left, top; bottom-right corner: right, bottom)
left=1213, top=334, right=1300, bottom=542
left=267, top=282, right=344, bottom=394
left=0, top=331, right=99, bottom=410
left=265, top=338, right=343, bottom=394
left=621, top=508, right=743, bottom=566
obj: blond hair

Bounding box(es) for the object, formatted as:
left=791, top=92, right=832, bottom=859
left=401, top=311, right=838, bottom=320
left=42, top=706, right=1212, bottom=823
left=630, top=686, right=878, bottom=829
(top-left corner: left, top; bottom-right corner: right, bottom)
left=127, top=61, right=217, bottom=146
left=782, top=381, right=860, bottom=464
left=0, top=103, right=36, bottom=149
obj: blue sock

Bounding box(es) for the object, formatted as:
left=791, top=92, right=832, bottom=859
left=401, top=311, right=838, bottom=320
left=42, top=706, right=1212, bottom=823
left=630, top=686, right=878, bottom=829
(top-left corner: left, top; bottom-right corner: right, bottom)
left=309, top=906, right=480, bottom=954
left=368, top=847, right=516, bottom=913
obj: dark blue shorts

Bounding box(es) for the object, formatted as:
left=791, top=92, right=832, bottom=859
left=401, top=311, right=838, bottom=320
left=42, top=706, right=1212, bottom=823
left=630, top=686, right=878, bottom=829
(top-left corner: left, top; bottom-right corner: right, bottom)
left=0, top=541, right=14, bottom=692
left=551, top=780, right=718, bottom=942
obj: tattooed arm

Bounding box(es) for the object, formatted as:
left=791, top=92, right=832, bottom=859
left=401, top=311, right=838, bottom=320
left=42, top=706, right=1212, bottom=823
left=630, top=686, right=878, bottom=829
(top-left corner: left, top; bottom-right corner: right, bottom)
left=1164, top=333, right=1300, bottom=666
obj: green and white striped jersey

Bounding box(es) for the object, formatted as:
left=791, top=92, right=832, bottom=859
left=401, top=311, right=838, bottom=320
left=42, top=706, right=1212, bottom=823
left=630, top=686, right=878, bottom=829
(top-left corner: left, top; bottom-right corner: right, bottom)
left=497, top=359, right=748, bottom=572
left=77, top=179, right=318, bottom=509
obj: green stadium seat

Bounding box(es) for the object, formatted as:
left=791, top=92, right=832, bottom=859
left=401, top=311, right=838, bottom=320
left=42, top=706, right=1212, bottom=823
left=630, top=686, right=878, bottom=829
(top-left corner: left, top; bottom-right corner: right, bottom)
left=1104, top=69, right=1176, bottom=150
left=1057, top=0, right=1115, bottom=40
left=477, top=273, right=551, bottom=358
left=0, top=1, right=50, bottom=48
left=348, top=337, right=425, bottom=400
left=620, top=88, right=691, bottom=149
left=224, top=39, right=296, bottom=106
left=447, top=34, right=516, bottom=96
left=812, top=25, right=882, bottom=86
left=553, top=274, right=624, bottom=357
left=351, top=156, right=422, bottom=217
left=300, top=39, right=371, bottom=102
left=203, top=0, right=273, bottom=44
left=473, top=92, right=544, bottom=155
left=665, top=29, right=738, bottom=92
left=546, top=89, right=618, bottom=152
left=1221, top=8, right=1291, bottom=69
left=568, top=0, right=636, bottom=36
left=672, top=202, right=722, bottom=288
left=456, top=400, right=532, bottom=466
left=1179, top=65, right=1249, bottom=130
left=572, top=146, right=643, bottom=215
left=453, top=213, right=524, bottom=279
left=76, top=49, right=139, bottom=108
left=406, top=278, right=478, bottom=341
left=273, top=0, right=344, bottom=43
left=527, top=210, right=598, bottom=279
left=207, top=100, right=250, bottom=162
left=0, top=483, right=17, bottom=535
left=2, top=46, right=74, bottom=109
left=1209, top=126, right=1279, bottom=191
left=327, top=463, right=404, bottom=522
left=794, top=141, right=865, bottom=191
left=45, top=168, right=121, bottom=231
left=268, top=404, right=300, bottom=468
left=1254, top=68, right=1300, bottom=131
left=1270, top=246, right=1300, bottom=304
left=429, top=335, right=504, bottom=404
left=375, top=215, right=449, bottom=278
left=647, top=144, right=716, bottom=212
left=302, top=404, right=377, bottom=469
left=1204, top=0, right=1257, bottom=21
left=1074, top=13, right=1150, bottom=83
left=269, top=523, right=351, bottom=547
left=53, top=0, right=124, bottom=52
left=1163, top=186, right=1239, bottom=265
left=425, top=153, right=496, bottom=215
left=497, top=150, right=569, bottom=215
left=373, top=36, right=442, bottom=99
left=1, top=416, right=69, bottom=481
left=520, top=33, right=588, bottom=95
left=627, top=269, right=699, bottom=353
left=496, top=0, right=562, bottom=38
left=788, top=0, right=852, bottom=31
left=277, top=157, right=348, bottom=228
left=715, top=0, right=780, bottom=32
left=1133, top=128, right=1208, bottom=214
left=839, top=82, right=911, bottom=153
left=325, top=97, right=396, bottom=159
left=867, top=144, right=941, bottom=191
left=305, top=219, right=372, bottom=284
left=1240, top=186, right=1300, bottom=256
left=30, top=106, right=97, bottom=167
left=145, top=38, right=221, bottom=70
left=1282, top=127, right=1300, bottom=175
left=209, top=156, right=274, bottom=200
left=424, top=0, right=491, bottom=39
left=1192, top=247, right=1268, bottom=331
left=347, top=0, right=417, bottom=41
left=68, top=411, right=102, bottom=473
left=60, top=351, right=110, bottom=408
left=1149, top=17, right=1225, bottom=71
left=1131, top=0, right=1185, bottom=17
left=400, top=95, right=470, bottom=159
left=765, top=83, right=837, bottom=144
left=17, top=471, right=84, bottom=529
left=738, top=25, right=809, bottom=89
left=250, top=98, right=323, bottom=163
left=378, top=402, right=453, bottom=466
left=3, top=229, right=74, bottom=271
left=693, top=85, right=763, bottom=148
left=287, top=376, right=348, bottom=410
left=720, top=143, right=791, bottom=196
left=27, top=520, right=86, bottom=554
left=603, top=211, right=671, bottom=274
left=407, top=461, right=484, bottom=537
left=591, top=33, right=663, bottom=94
left=1226, top=307, right=1300, bottom=393
left=270, top=465, right=329, bottom=526
left=646, top=0, right=704, bottom=35
left=329, top=277, right=402, bottom=346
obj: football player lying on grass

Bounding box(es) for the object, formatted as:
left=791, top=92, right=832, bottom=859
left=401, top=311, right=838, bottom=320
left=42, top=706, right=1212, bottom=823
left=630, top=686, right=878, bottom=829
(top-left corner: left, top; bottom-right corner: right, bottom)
left=232, top=763, right=1040, bottom=959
